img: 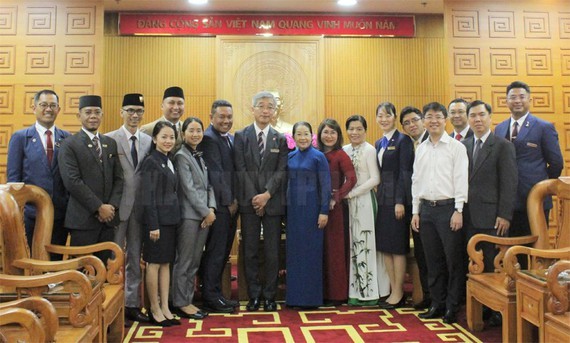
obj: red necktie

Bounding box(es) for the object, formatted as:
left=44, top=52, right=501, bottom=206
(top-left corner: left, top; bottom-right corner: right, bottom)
left=46, top=130, right=53, bottom=164
left=455, top=133, right=462, bottom=141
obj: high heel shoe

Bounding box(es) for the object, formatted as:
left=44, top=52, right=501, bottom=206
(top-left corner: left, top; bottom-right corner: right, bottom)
left=150, top=312, right=172, bottom=327
left=378, top=295, right=407, bottom=310
left=166, top=317, right=181, bottom=325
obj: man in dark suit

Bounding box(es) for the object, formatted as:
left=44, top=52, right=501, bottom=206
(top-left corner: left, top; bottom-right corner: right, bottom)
left=234, top=91, right=288, bottom=312
left=199, top=99, right=239, bottom=313
left=494, top=81, right=563, bottom=239
left=106, top=93, right=151, bottom=323
left=463, top=99, right=518, bottom=327
left=448, top=98, right=473, bottom=141
left=58, top=95, right=124, bottom=263
left=7, top=89, right=70, bottom=257
left=399, top=106, right=430, bottom=309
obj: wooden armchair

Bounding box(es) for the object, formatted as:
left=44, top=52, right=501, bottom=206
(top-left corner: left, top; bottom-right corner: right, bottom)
left=0, top=184, right=125, bottom=342
left=0, top=271, right=103, bottom=342
left=466, top=177, right=570, bottom=342
left=544, top=259, right=570, bottom=342
left=0, top=297, right=57, bottom=343
left=503, top=247, right=570, bottom=342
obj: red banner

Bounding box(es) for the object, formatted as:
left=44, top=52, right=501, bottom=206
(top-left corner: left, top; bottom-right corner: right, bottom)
left=119, top=14, right=415, bottom=37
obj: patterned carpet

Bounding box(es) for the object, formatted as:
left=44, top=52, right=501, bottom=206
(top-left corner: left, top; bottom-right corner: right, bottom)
left=123, top=304, right=501, bottom=343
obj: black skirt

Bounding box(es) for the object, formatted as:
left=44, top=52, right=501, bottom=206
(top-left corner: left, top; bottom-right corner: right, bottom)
left=375, top=205, right=411, bottom=255
left=143, top=224, right=177, bottom=263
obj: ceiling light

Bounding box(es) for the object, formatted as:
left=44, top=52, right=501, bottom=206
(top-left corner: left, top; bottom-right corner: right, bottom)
left=188, top=0, right=208, bottom=5
left=337, top=0, right=357, bottom=6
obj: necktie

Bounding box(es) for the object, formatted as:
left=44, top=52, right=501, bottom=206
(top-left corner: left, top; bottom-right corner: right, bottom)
left=455, top=133, right=462, bottom=141
left=473, top=139, right=482, bottom=163
left=258, top=131, right=265, bottom=157
left=380, top=136, right=389, bottom=150
left=130, top=136, right=138, bottom=169
left=223, top=135, right=232, bottom=149
left=511, top=121, right=519, bottom=142
left=92, top=136, right=102, bottom=162
left=45, top=130, right=53, bottom=165
left=413, top=139, right=420, bottom=151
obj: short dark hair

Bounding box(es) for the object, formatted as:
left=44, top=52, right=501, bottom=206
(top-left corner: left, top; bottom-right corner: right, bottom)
left=345, top=115, right=367, bottom=131
left=292, top=121, right=313, bottom=136
left=182, top=116, right=204, bottom=132
left=150, top=121, right=177, bottom=153
left=317, top=118, right=343, bottom=151
left=34, top=89, right=59, bottom=104
left=448, top=98, right=468, bottom=108
left=422, top=102, right=448, bottom=118
left=376, top=102, right=396, bottom=119
left=467, top=100, right=492, bottom=115
left=210, top=99, right=232, bottom=116
left=506, top=81, right=531, bottom=95
left=399, top=106, right=422, bottom=125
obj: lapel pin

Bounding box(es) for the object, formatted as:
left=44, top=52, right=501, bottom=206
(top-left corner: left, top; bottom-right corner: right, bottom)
left=102, top=144, right=108, bottom=148
left=162, top=164, right=166, bottom=168
left=88, top=144, right=93, bottom=148
left=108, top=154, right=112, bottom=158
left=55, top=142, right=60, bottom=148
left=525, top=121, right=529, bottom=127
left=32, top=138, right=37, bottom=142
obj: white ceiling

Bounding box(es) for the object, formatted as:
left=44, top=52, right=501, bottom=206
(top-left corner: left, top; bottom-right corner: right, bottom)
left=104, top=0, right=445, bottom=14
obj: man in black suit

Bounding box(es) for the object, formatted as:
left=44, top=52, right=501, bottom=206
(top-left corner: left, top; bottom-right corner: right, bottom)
left=234, top=91, right=288, bottom=312
left=58, top=95, right=124, bottom=263
left=199, top=100, right=239, bottom=313
left=400, top=106, right=430, bottom=309
left=448, top=98, right=473, bottom=141
left=463, top=99, right=518, bottom=326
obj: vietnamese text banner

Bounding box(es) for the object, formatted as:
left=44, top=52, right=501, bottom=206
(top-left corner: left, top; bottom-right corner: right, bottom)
left=119, top=14, right=415, bottom=37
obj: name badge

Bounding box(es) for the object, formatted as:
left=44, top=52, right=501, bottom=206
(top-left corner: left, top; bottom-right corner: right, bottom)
left=387, top=146, right=396, bottom=151
left=270, top=148, right=280, bottom=153
left=527, top=142, right=538, bottom=148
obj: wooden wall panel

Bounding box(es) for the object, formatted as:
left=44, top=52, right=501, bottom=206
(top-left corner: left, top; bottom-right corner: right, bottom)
left=0, top=0, right=104, bottom=183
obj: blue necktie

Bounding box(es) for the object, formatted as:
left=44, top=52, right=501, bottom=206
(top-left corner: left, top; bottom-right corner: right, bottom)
left=380, top=136, right=389, bottom=150
left=130, top=136, right=138, bottom=169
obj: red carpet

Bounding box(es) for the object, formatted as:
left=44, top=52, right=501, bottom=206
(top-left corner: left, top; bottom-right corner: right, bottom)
left=123, top=304, right=501, bottom=342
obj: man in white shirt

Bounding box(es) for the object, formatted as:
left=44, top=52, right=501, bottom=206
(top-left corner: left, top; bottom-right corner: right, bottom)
left=410, top=102, right=469, bottom=324
left=448, top=98, right=473, bottom=141
left=106, top=93, right=152, bottom=323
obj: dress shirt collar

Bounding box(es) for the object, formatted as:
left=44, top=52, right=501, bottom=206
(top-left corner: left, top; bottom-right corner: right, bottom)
left=121, top=125, right=140, bottom=140
left=511, top=112, right=529, bottom=128
left=82, top=127, right=99, bottom=140
left=453, top=125, right=470, bottom=139
left=429, top=131, right=452, bottom=146
left=473, top=129, right=491, bottom=144
left=383, top=129, right=396, bottom=141
left=253, top=122, right=269, bottom=137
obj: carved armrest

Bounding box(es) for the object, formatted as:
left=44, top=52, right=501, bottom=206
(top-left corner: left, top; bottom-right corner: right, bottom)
left=467, top=233, right=538, bottom=274
left=12, top=255, right=106, bottom=285
left=504, top=246, right=570, bottom=282
left=0, top=308, right=46, bottom=343
left=547, top=260, right=570, bottom=315
left=0, top=270, right=94, bottom=328
left=46, top=241, right=124, bottom=285
left=0, top=296, right=58, bottom=343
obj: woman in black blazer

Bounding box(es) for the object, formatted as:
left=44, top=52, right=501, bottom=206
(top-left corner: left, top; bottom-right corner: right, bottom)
left=374, top=102, right=414, bottom=309
left=137, top=121, right=181, bottom=326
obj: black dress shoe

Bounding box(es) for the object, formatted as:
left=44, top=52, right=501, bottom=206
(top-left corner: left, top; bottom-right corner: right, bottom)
left=442, top=310, right=457, bottom=324
left=418, top=306, right=445, bottom=319
left=379, top=295, right=407, bottom=310
left=487, top=312, right=502, bottom=327
left=264, top=299, right=277, bottom=312
left=246, top=298, right=261, bottom=311
left=219, top=297, right=239, bottom=307
left=125, top=307, right=150, bottom=323
left=149, top=313, right=172, bottom=327
left=203, top=299, right=234, bottom=313
left=413, top=298, right=432, bottom=310
left=167, top=317, right=181, bottom=325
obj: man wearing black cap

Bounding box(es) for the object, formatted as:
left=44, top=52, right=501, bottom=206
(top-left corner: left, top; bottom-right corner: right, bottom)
left=58, top=95, right=124, bottom=263
left=141, top=86, right=185, bottom=152
left=106, top=93, right=151, bottom=323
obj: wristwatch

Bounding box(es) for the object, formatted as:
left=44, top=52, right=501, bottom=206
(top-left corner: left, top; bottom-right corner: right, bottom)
left=455, top=208, right=463, bottom=213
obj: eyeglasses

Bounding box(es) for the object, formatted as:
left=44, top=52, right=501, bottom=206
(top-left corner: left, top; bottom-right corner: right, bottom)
left=402, top=117, right=421, bottom=126
left=254, top=105, right=276, bottom=111
left=122, top=108, right=145, bottom=115
left=424, top=115, right=445, bottom=121
left=38, top=103, right=58, bottom=110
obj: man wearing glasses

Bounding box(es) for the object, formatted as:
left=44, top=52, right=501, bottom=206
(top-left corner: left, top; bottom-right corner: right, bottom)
left=7, top=90, right=71, bottom=257
left=234, top=91, right=288, bottom=312
left=106, top=94, right=151, bottom=323
left=494, top=81, right=563, bottom=241
left=410, top=102, right=468, bottom=324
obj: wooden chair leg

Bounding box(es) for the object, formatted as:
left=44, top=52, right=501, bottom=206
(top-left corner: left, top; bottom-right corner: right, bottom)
left=503, top=302, right=517, bottom=343
left=466, top=284, right=484, bottom=331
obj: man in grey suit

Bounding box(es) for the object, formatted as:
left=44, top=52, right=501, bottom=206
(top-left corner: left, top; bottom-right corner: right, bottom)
left=234, top=91, right=288, bottom=312
left=140, top=86, right=185, bottom=152
left=105, top=93, right=152, bottom=323
left=463, top=99, right=517, bottom=326
left=58, top=95, right=124, bottom=263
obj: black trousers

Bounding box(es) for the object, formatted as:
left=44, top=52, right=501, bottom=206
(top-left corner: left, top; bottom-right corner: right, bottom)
left=25, top=215, right=68, bottom=261
left=419, top=203, right=464, bottom=313
left=241, top=212, right=281, bottom=300
left=411, top=229, right=430, bottom=300
left=69, top=224, right=115, bottom=265
left=200, top=210, right=237, bottom=302
left=509, top=209, right=550, bottom=269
